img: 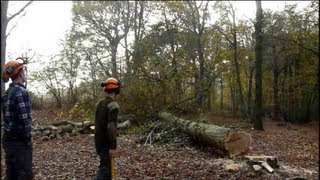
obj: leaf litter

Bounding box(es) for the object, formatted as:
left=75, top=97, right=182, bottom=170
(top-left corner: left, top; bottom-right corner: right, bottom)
left=1, top=113, right=319, bottom=179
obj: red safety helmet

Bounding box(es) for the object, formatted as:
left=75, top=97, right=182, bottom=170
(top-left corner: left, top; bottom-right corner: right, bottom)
left=101, top=77, right=121, bottom=90
left=2, top=59, right=24, bottom=83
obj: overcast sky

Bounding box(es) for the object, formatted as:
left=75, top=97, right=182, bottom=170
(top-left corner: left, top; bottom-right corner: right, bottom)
left=4, top=1, right=311, bottom=93
left=6, top=1, right=73, bottom=60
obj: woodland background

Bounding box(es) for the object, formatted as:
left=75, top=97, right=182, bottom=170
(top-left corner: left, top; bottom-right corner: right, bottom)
left=1, top=1, right=319, bottom=179
left=2, top=1, right=318, bottom=125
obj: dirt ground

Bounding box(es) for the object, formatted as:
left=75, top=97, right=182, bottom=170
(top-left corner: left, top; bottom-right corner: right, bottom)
left=1, top=110, right=319, bottom=179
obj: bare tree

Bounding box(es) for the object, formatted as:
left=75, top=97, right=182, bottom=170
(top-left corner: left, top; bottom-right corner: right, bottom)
left=1, top=1, right=33, bottom=97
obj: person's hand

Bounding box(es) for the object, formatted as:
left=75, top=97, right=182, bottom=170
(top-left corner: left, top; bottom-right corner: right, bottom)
left=109, top=149, right=117, bottom=157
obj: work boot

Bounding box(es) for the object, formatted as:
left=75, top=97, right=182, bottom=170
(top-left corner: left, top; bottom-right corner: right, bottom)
left=93, top=166, right=111, bottom=180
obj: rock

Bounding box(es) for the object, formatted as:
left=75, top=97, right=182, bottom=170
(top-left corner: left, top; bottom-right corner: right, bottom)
left=253, top=165, right=262, bottom=171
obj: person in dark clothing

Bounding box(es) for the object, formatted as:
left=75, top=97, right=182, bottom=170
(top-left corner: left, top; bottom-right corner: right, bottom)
left=1, top=58, right=33, bottom=180
left=94, top=77, right=121, bottom=180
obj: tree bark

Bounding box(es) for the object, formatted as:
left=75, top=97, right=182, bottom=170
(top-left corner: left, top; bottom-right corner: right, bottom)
left=247, top=66, right=254, bottom=119
left=158, top=112, right=252, bottom=157
left=288, top=64, right=295, bottom=123
left=253, top=0, right=264, bottom=130
left=230, top=82, right=237, bottom=118
left=111, top=43, right=118, bottom=78
left=1, top=1, right=8, bottom=99
left=271, top=45, right=280, bottom=121
left=232, top=15, right=246, bottom=119
left=194, top=33, right=205, bottom=107
left=220, top=78, right=224, bottom=110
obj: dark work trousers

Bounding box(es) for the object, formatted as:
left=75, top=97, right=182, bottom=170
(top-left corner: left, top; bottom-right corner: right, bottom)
left=2, top=140, right=33, bottom=180
left=94, top=147, right=112, bottom=180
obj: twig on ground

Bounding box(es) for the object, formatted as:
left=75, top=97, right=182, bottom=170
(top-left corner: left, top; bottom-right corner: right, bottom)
left=144, top=122, right=161, bottom=146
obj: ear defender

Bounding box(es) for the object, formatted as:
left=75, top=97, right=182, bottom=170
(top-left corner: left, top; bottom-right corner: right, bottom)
left=101, top=82, right=107, bottom=87
left=101, top=78, right=121, bottom=94
left=115, top=87, right=120, bottom=95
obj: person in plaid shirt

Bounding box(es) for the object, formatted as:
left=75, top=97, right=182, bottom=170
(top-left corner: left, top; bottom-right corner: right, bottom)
left=1, top=58, right=33, bottom=180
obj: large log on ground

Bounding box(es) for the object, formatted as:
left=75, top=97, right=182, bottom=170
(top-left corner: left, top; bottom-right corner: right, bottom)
left=158, top=112, right=252, bottom=157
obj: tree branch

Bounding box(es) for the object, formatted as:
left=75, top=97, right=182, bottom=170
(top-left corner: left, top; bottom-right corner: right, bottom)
left=8, top=1, right=33, bottom=22
left=212, top=25, right=233, bottom=44
left=264, top=33, right=319, bottom=57
left=200, top=1, right=209, bottom=33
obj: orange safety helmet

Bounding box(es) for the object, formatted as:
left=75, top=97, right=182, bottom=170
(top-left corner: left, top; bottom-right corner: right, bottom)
left=1, top=59, right=24, bottom=83
left=100, top=77, right=121, bottom=90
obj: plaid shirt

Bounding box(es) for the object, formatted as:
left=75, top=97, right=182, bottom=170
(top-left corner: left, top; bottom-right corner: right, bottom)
left=2, top=82, right=32, bottom=141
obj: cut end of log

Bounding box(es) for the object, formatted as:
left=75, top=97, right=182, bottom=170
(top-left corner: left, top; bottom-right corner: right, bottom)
left=224, top=130, right=252, bottom=157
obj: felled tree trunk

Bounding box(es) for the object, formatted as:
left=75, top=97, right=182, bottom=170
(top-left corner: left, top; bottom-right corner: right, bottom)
left=158, top=112, right=252, bottom=157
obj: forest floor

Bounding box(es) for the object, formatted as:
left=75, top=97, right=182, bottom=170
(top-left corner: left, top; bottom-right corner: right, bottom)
left=1, top=109, right=319, bottom=180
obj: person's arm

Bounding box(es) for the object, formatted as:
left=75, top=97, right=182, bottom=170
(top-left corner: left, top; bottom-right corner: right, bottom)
left=15, top=91, right=32, bottom=143
left=107, top=102, right=119, bottom=149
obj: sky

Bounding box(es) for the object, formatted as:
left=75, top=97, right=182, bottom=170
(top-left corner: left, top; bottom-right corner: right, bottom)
left=4, top=1, right=312, bottom=93
left=6, top=1, right=73, bottom=60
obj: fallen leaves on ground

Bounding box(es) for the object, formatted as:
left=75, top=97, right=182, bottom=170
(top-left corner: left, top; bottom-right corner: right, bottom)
left=1, top=112, right=319, bottom=179
left=246, top=120, right=319, bottom=171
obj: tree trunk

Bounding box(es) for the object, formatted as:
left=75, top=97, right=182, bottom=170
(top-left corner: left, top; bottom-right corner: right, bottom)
left=279, top=63, right=288, bottom=120
left=170, top=33, right=182, bottom=101
left=247, top=66, right=254, bottom=119
left=1, top=1, right=8, bottom=99
left=111, top=43, right=118, bottom=78
left=253, top=0, right=264, bottom=130
left=163, top=14, right=182, bottom=101
left=194, top=34, right=205, bottom=107
left=124, top=32, right=131, bottom=75
left=271, top=45, right=280, bottom=121
left=132, top=1, right=145, bottom=74
left=51, top=91, right=62, bottom=109
left=207, top=84, right=215, bottom=111
left=294, top=54, right=302, bottom=123
left=158, top=112, right=252, bottom=157
left=230, top=82, right=237, bottom=118
left=187, top=1, right=208, bottom=108
left=233, top=26, right=246, bottom=119
left=86, top=51, right=98, bottom=100
left=288, top=65, right=295, bottom=123
left=220, top=78, right=224, bottom=110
